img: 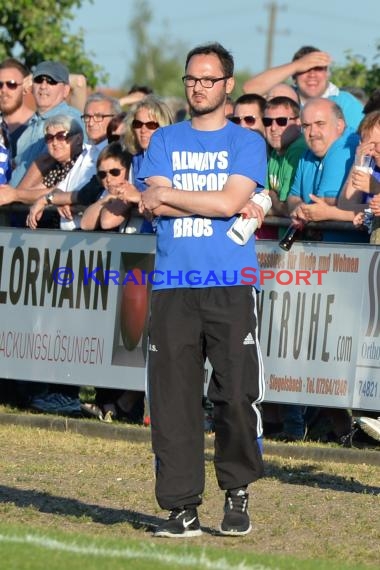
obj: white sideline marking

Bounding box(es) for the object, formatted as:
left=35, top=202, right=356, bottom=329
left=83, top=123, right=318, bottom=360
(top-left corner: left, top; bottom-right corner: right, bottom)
left=0, top=532, right=278, bottom=570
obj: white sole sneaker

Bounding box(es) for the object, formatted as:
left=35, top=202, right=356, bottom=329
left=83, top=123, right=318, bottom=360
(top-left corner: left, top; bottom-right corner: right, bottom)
left=154, top=528, right=203, bottom=538
left=219, top=523, right=252, bottom=536
left=357, top=417, right=380, bottom=442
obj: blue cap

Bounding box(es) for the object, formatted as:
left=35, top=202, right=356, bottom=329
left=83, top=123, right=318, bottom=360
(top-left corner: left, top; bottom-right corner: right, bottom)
left=33, top=61, right=69, bottom=84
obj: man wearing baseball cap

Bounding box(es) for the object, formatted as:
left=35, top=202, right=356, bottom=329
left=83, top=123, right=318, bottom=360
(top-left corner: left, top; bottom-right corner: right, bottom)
left=32, top=61, right=70, bottom=85
left=10, top=60, right=83, bottom=189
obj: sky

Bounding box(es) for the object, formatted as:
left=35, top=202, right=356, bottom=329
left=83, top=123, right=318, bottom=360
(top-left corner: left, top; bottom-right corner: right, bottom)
left=72, top=0, right=380, bottom=89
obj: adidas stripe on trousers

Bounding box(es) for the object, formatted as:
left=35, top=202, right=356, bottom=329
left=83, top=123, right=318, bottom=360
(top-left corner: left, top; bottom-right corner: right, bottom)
left=148, top=286, right=265, bottom=510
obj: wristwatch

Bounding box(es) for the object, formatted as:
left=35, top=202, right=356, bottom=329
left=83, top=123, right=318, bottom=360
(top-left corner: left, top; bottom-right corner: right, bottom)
left=45, top=191, right=55, bottom=205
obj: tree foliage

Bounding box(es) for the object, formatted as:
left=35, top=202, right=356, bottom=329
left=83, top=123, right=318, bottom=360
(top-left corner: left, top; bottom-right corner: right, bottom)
left=123, top=0, right=187, bottom=97
left=0, top=0, right=106, bottom=87
left=330, top=45, right=380, bottom=97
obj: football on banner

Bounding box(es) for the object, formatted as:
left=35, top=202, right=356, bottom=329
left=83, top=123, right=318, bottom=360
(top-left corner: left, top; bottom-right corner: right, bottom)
left=120, top=268, right=148, bottom=350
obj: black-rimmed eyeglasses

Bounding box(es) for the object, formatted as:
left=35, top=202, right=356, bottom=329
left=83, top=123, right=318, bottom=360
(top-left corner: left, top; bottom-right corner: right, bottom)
left=182, top=76, right=230, bottom=89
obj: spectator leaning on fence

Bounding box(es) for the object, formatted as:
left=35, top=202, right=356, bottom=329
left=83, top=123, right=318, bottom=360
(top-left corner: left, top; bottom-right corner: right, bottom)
left=287, top=98, right=359, bottom=242
left=263, top=96, right=307, bottom=220
left=297, top=109, right=380, bottom=244
left=25, top=93, right=120, bottom=230
left=80, top=142, right=138, bottom=231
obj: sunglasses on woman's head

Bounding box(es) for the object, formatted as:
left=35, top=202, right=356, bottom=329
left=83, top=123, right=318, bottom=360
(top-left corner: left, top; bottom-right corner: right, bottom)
left=132, top=119, right=159, bottom=130
left=97, top=168, right=124, bottom=179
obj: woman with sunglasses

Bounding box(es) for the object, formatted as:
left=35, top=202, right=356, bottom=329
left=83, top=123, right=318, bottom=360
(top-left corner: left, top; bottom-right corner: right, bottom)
left=80, top=142, right=139, bottom=230
left=6, top=113, right=85, bottom=414
left=20, top=114, right=84, bottom=228
left=124, top=95, right=173, bottom=161
left=120, top=96, right=173, bottom=228
left=12, top=113, right=83, bottom=195
left=42, top=115, right=84, bottom=186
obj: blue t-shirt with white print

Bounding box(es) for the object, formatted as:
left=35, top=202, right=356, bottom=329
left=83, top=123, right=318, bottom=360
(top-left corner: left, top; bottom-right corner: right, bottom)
left=138, top=119, right=267, bottom=290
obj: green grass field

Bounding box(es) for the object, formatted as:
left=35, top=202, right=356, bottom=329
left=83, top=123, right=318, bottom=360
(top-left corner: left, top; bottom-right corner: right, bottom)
left=0, top=522, right=372, bottom=570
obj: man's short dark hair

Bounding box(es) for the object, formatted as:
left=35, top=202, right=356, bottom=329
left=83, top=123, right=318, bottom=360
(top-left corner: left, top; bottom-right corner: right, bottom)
left=234, top=93, right=266, bottom=115
left=264, top=96, right=300, bottom=116
left=292, top=46, right=321, bottom=61
left=185, top=42, right=234, bottom=77
left=0, top=57, right=30, bottom=77
left=96, top=141, right=132, bottom=172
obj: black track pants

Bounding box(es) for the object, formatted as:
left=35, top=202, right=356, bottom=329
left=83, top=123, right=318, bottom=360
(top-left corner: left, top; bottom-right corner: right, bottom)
left=148, top=286, right=265, bottom=510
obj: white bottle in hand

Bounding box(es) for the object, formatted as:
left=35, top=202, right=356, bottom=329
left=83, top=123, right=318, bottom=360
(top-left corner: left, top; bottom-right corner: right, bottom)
left=227, top=192, right=272, bottom=245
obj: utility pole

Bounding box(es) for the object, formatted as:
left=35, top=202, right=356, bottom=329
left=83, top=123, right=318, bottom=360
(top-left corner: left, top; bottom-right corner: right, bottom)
left=265, top=2, right=277, bottom=69
left=258, top=2, right=289, bottom=70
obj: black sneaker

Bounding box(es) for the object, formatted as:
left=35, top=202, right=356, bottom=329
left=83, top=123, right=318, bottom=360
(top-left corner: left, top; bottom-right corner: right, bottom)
left=154, top=507, right=202, bottom=538
left=220, top=489, right=252, bottom=536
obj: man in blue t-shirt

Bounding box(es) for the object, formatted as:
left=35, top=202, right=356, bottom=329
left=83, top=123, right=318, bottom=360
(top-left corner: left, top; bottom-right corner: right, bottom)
left=293, top=109, right=380, bottom=235
left=138, top=42, right=267, bottom=539
left=288, top=97, right=359, bottom=232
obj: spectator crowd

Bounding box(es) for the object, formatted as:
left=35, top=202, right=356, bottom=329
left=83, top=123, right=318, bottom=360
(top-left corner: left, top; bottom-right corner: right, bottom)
left=0, top=46, right=379, bottom=449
